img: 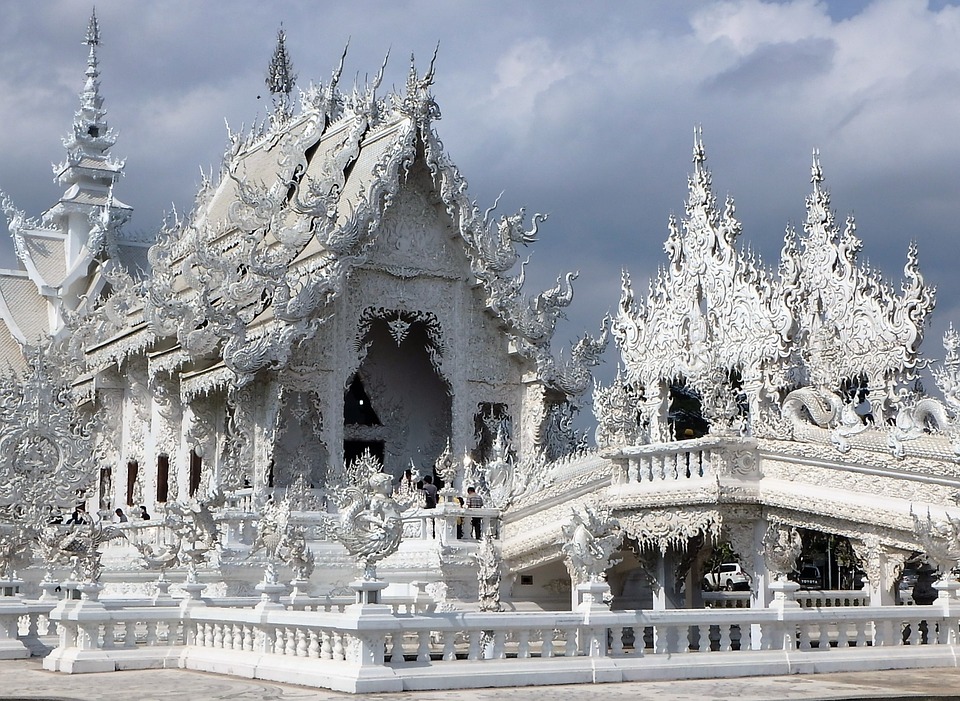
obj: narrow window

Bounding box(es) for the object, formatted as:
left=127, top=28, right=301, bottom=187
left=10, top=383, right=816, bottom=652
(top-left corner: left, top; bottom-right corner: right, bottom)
left=189, top=450, right=202, bottom=497
left=156, top=454, right=169, bottom=503
left=126, top=460, right=138, bottom=506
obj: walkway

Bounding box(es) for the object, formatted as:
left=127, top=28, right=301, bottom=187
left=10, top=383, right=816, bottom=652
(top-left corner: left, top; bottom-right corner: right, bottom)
left=1, top=659, right=960, bottom=700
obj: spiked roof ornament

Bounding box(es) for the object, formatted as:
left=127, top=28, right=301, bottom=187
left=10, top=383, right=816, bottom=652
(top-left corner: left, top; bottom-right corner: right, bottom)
left=266, top=26, right=297, bottom=119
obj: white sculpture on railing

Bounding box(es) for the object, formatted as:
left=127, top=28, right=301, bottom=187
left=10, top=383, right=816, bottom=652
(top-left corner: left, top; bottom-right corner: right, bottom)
left=337, top=451, right=402, bottom=580
left=164, top=489, right=225, bottom=580
left=249, top=496, right=315, bottom=582
left=37, top=519, right=126, bottom=584
left=0, top=521, right=32, bottom=580
left=560, top=504, right=623, bottom=583
left=911, top=508, right=960, bottom=577
left=762, top=521, right=802, bottom=581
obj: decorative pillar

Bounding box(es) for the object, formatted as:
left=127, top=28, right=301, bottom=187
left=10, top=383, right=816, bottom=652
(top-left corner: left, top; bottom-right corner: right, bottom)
left=852, top=537, right=906, bottom=606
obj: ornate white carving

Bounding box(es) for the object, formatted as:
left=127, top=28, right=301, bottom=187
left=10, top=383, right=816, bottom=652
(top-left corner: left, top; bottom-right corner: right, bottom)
left=559, top=504, right=623, bottom=583
left=336, top=452, right=402, bottom=579
left=762, top=521, right=802, bottom=581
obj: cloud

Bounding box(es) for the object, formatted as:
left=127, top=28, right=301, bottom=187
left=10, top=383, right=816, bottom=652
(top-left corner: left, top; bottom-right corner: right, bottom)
left=702, top=37, right=836, bottom=92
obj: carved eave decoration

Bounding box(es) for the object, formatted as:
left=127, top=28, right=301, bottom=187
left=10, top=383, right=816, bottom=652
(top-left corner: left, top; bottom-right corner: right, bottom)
left=618, top=506, right=722, bottom=555
left=143, top=50, right=588, bottom=398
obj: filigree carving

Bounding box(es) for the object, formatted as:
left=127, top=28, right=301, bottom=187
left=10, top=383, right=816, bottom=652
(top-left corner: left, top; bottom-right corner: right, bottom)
left=336, top=453, right=402, bottom=580
left=559, top=504, right=623, bottom=583
left=762, top=521, right=802, bottom=581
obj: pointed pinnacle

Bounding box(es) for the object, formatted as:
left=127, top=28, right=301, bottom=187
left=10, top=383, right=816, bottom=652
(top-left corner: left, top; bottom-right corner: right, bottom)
left=85, top=8, right=100, bottom=46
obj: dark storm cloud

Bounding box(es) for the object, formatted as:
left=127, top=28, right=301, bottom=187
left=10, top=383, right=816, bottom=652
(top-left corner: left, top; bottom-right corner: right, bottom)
left=1, top=0, right=960, bottom=380
left=701, top=37, right=836, bottom=93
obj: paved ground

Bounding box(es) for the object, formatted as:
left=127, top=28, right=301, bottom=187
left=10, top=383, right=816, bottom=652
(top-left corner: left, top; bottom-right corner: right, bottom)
left=2, top=659, right=960, bottom=701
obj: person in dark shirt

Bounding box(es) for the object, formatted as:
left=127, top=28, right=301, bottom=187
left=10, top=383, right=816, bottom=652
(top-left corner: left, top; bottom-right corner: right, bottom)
left=421, top=475, right=438, bottom=509
left=465, top=486, right=484, bottom=539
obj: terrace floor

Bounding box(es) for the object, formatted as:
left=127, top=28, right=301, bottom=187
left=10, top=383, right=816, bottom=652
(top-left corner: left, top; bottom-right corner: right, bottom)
left=1, top=658, right=960, bottom=700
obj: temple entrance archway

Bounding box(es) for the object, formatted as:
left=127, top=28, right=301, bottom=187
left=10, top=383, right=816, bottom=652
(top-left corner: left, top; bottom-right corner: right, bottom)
left=344, top=313, right=451, bottom=481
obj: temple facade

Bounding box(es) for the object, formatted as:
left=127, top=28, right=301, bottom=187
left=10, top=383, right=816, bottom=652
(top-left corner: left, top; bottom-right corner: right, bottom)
left=5, top=17, right=960, bottom=689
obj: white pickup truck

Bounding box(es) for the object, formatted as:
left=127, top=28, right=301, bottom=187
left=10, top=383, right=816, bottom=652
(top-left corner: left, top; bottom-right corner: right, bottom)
left=703, top=562, right=750, bottom=591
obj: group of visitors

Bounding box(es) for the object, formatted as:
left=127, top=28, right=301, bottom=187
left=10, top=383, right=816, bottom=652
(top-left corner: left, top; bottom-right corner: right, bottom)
left=52, top=503, right=152, bottom=525
left=418, top=475, right=486, bottom=540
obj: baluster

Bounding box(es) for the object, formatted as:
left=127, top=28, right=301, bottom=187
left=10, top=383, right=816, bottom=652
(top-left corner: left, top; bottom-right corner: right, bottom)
left=719, top=624, right=732, bottom=652
left=697, top=623, right=711, bottom=652
left=797, top=624, right=810, bottom=651
left=564, top=628, right=577, bottom=657
left=124, top=621, right=137, bottom=649
left=653, top=625, right=666, bottom=654
left=493, top=631, right=506, bottom=659
left=243, top=625, right=254, bottom=652
left=146, top=621, right=158, bottom=646
left=296, top=628, right=308, bottom=656
left=232, top=624, right=243, bottom=650
left=641, top=457, right=652, bottom=482
left=26, top=613, right=38, bottom=640
left=389, top=630, right=404, bottom=662
left=541, top=630, right=554, bottom=658
left=321, top=630, right=333, bottom=659
left=101, top=622, right=115, bottom=650
left=836, top=620, right=848, bottom=647
left=333, top=631, right=345, bottom=661
left=609, top=627, right=623, bottom=657
left=285, top=626, right=296, bottom=656
left=443, top=631, right=457, bottom=661
left=739, top=623, right=750, bottom=651
left=517, top=629, right=531, bottom=658
left=467, top=630, right=481, bottom=660
left=214, top=623, right=224, bottom=649
left=907, top=619, right=921, bottom=646
left=219, top=623, right=231, bottom=649
left=308, top=629, right=320, bottom=658
left=417, top=630, right=431, bottom=661
left=855, top=620, right=867, bottom=647
left=627, top=458, right=638, bottom=483
left=818, top=622, right=829, bottom=650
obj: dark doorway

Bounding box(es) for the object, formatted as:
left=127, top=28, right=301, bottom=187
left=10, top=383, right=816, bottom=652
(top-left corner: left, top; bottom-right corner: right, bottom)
left=156, top=454, right=169, bottom=503
left=126, top=460, right=138, bottom=506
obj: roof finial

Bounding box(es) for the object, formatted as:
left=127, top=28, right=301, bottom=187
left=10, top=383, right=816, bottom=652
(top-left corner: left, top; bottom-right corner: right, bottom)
left=692, top=125, right=705, bottom=166
left=85, top=8, right=100, bottom=46
left=811, top=148, right=824, bottom=186
left=266, top=25, right=297, bottom=118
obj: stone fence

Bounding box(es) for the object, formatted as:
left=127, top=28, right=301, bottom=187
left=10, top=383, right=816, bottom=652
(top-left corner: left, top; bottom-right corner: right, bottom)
left=9, top=580, right=960, bottom=693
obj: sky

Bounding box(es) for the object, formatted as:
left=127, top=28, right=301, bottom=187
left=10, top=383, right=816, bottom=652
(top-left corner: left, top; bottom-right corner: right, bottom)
left=1, top=0, right=960, bottom=391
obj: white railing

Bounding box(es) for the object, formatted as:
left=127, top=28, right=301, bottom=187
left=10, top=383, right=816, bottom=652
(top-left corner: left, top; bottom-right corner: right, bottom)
left=35, top=591, right=960, bottom=692
left=607, top=437, right=751, bottom=487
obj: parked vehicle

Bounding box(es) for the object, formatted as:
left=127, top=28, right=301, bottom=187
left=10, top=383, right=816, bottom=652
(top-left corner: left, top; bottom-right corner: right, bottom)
left=796, top=564, right=822, bottom=589
left=703, top=562, right=750, bottom=591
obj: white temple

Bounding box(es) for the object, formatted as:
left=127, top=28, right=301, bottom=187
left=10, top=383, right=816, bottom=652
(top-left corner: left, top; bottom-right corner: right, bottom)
left=3, top=13, right=960, bottom=693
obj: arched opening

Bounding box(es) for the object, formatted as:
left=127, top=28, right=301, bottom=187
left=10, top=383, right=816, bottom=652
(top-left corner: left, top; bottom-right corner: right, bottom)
left=344, top=314, right=451, bottom=481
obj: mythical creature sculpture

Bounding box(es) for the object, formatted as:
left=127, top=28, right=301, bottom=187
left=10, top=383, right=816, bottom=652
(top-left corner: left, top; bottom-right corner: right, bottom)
left=781, top=386, right=844, bottom=429
left=134, top=541, right=182, bottom=575
left=911, top=508, right=960, bottom=574
left=465, top=426, right=553, bottom=510
left=36, top=520, right=126, bottom=583
left=888, top=396, right=951, bottom=458
left=559, top=504, right=623, bottom=583
left=762, top=521, right=802, bottom=581
left=164, top=489, right=225, bottom=569
left=249, top=496, right=315, bottom=580
left=337, top=470, right=403, bottom=580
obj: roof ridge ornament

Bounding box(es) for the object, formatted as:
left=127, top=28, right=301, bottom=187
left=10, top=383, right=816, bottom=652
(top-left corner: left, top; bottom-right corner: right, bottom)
left=266, top=25, right=297, bottom=121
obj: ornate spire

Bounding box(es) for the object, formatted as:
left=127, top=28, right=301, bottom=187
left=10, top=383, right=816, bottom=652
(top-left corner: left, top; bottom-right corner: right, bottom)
left=62, top=7, right=116, bottom=163
left=266, top=26, right=297, bottom=118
